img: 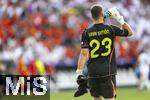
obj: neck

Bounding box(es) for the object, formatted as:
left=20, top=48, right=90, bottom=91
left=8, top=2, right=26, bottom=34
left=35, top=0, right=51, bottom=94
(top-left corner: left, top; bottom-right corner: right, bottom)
left=94, top=18, right=104, bottom=24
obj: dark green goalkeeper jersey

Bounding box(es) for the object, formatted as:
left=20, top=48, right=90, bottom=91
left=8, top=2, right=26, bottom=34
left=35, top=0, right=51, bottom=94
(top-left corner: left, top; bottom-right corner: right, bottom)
left=81, top=23, right=129, bottom=77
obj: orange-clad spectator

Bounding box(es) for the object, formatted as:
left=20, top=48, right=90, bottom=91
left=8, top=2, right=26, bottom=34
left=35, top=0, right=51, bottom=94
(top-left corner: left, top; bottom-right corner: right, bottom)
left=65, top=45, right=76, bottom=59
left=46, top=64, right=56, bottom=76
left=66, top=28, right=76, bottom=39
left=48, top=26, right=64, bottom=45
left=79, top=20, right=89, bottom=32
left=128, top=41, right=139, bottom=60
left=45, top=29, right=53, bottom=37
left=29, top=60, right=38, bottom=75
left=60, top=14, right=68, bottom=27
left=2, top=18, right=13, bottom=29
left=0, top=30, right=5, bottom=40
left=17, top=58, right=30, bottom=75
left=118, top=41, right=129, bottom=60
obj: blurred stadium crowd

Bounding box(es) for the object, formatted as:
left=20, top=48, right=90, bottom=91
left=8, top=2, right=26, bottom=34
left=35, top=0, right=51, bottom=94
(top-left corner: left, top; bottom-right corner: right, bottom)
left=0, top=0, right=149, bottom=75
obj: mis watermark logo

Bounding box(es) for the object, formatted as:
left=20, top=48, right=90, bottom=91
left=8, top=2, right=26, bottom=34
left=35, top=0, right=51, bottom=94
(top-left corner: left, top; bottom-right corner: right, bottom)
left=3, top=75, right=49, bottom=96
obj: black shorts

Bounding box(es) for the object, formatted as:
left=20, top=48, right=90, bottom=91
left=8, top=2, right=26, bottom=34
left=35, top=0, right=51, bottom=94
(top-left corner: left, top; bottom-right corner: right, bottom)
left=88, top=75, right=116, bottom=98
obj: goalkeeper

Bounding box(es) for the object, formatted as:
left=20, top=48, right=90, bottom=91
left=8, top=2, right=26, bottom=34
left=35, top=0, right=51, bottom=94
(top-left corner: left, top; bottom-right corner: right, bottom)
left=75, top=4, right=133, bottom=100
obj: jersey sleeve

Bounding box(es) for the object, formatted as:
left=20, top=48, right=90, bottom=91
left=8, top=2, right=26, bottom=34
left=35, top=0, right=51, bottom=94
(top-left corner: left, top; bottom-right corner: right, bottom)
left=110, top=25, right=129, bottom=36
left=81, top=30, right=89, bottom=48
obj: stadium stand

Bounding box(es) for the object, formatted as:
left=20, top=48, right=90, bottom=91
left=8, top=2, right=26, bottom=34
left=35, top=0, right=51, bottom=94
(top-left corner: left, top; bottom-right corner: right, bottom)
left=0, top=0, right=149, bottom=89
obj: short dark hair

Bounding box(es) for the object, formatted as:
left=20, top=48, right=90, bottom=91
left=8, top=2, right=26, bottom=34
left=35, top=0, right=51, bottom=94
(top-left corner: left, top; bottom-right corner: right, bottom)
left=90, top=5, right=103, bottom=20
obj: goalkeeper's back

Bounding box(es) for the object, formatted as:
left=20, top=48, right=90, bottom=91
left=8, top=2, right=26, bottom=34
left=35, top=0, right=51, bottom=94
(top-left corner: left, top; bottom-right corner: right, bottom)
left=81, top=23, right=130, bottom=76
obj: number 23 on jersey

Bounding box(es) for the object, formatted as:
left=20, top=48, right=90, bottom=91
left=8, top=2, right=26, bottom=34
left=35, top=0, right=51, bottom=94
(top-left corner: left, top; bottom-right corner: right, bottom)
left=90, top=37, right=112, bottom=58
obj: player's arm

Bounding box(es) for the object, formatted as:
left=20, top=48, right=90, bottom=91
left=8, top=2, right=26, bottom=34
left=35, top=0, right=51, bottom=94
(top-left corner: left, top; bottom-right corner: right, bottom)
left=74, top=48, right=89, bottom=97
left=76, top=48, right=89, bottom=76
left=122, top=22, right=133, bottom=36
left=76, top=30, right=89, bottom=76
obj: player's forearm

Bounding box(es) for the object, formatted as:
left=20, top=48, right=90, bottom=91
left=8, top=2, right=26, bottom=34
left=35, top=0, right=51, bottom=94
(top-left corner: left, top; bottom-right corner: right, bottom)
left=77, top=54, right=87, bottom=70
left=122, top=22, right=134, bottom=36
left=76, top=51, right=88, bottom=75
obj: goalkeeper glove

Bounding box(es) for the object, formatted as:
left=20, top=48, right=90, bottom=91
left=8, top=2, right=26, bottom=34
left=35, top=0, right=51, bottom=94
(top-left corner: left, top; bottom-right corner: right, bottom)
left=74, top=75, right=88, bottom=97
left=104, top=9, right=112, bottom=19
left=108, top=7, right=125, bottom=25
